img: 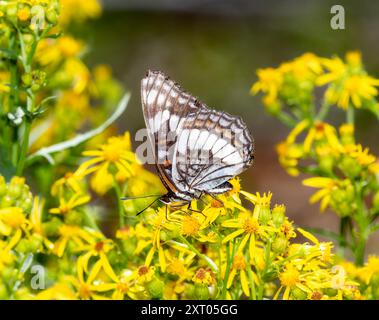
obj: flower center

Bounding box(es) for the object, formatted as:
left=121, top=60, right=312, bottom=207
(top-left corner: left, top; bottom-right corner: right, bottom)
left=138, top=266, right=149, bottom=276
left=243, top=218, right=259, bottom=234
left=311, top=291, right=323, bottom=300
left=232, top=254, right=246, bottom=270
left=59, top=204, right=70, bottom=214
left=94, top=241, right=104, bottom=252
left=116, top=281, right=129, bottom=293
left=17, top=9, right=30, bottom=21
left=194, top=268, right=206, bottom=280
left=181, top=216, right=200, bottom=236
left=102, top=145, right=122, bottom=162
left=279, top=267, right=300, bottom=287
left=167, top=259, right=185, bottom=276
left=78, top=283, right=91, bottom=299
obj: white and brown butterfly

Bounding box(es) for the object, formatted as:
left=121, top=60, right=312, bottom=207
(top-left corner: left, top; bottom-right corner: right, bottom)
left=140, top=70, right=254, bottom=208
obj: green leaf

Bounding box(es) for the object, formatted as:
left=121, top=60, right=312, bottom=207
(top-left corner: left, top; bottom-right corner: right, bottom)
left=0, top=47, right=17, bottom=60
left=26, top=92, right=131, bottom=165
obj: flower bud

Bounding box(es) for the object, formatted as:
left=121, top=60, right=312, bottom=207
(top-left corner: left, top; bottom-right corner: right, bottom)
left=6, top=3, right=18, bottom=23
left=272, top=205, right=285, bottom=226
left=8, top=183, right=23, bottom=199
left=194, top=284, right=209, bottom=300
left=146, top=277, right=164, bottom=299
left=42, top=218, right=63, bottom=236
left=339, top=124, right=355, bottom=145
left=22, top=73, right=32, bottom=87
left=17, top=7, right=31, bottom=26
left=291, top=287, right=307, bottom=300
left=2, top=267, right=18, bottom=280
left=27, top=234, right=43, bottom=252
left=272, top=236, right=288, bottom=254
left=15, top=239, right=28, bottom=253
left=324, top=288, right=338, bottom=297
left=185, top=284, right=195, bottom=299
left=19, top=196, right=32, bottom=212
left=338, top=156, right=361, bottom=178
left=319, top=156, right=334, bottom=174
left=265, top=100, right=281, bottom=115
left=258, top=206, right=271, bottom=225
left=0, top=284, right=8, bottom=299
left=46, top=8, right=58, bottom=24
left=64, top=210, right=83, bottom=225
left=0, top=195, right=13, bottom=208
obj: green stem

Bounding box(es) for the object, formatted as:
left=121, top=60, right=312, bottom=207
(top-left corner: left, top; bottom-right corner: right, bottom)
left=113, top=179, right=125, bottom=227
left=257, top=237, right=272, bottom=300
left=352, top=182, right=369, bottom=266
left=16, top=120, right=31, bottom=175
left=316, top=101, right=330, bottom=121
left=221, top=241, right=235, bottom=299
left=347, top=104, right=354, bottom=124
left=246, top=256, right=257, bottom=300
left=178, top=235, right=218, bottom=273
left=355, top=236, right=367, bottom=266
left=276, top=112, right=297, bottom=127
left=338, top=217, right=350, bottom=257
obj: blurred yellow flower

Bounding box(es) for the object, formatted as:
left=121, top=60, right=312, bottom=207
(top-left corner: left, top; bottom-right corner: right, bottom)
left=60, top=0, right=102, bottom=26
left=49, top=193, right=90, bottom=215
left=302, top=177, right=336, bottom=212
left=251, top=67, right=283, bottom=106
left=77, top=132, right=138, bottom=195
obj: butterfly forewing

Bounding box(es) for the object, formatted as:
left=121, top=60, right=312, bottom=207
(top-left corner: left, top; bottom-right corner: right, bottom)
left=141, top=71, right=200, bottom=195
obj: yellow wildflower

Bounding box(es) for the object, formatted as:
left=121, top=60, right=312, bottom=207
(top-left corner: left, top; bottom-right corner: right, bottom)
left=53, top=225, right=100, bottom=257
left=192, top=267, right=216, bottom=285
left=251, top=67, right=283, bottom=106
left=302, top=177, right=337, bottom=212
left=49, top=193, right=90, bottom=215
left=77, top=132, right=138, bottom=195
left=226, top=253, right=250, bottom=297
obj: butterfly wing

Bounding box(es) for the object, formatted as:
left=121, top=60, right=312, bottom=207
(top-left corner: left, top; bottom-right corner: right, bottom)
left=141, top=70, right=200, bottom=195
left=172, top=106, right=254, bottom=193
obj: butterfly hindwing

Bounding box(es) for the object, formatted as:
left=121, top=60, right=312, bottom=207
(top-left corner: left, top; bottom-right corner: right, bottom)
left=172, top=107, right=254, bottom=193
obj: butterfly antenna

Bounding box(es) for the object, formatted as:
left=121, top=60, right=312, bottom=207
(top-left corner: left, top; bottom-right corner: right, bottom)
left=121, top=195, right=163, bottom=200
left=136, top=197, right=162, bottom=216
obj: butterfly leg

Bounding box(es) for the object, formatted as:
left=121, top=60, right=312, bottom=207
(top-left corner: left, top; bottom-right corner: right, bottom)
left=205, top=192, right=225, bottom=207
left=186, top=201, right=206, bottom=217
left=165, top=204, right=171, bottom=221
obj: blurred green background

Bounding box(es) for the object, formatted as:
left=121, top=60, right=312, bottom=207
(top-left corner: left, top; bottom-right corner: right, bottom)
left=86, top=0, right=379, bottom=254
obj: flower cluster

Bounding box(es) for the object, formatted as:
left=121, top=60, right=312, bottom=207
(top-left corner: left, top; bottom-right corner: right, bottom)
left=252, top=52, right=379, bottom=116
left=0, top=168, right=360, bottom=300
left=252, top=53, right=379, bottom=268
left=0, top=0, right=123, bottom=179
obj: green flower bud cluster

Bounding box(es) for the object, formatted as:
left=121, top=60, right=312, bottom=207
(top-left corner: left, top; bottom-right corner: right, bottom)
left=22, top=70, right=46, bottom=92
left=329, top=180, right=356, bottom=217
left=0, top=1, right=60, bottom=33
left=0, top=175, right=32, bottom=212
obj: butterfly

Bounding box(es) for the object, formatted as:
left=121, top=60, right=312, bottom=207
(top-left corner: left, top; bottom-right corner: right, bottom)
left=141, top=70, right=254, bottom=207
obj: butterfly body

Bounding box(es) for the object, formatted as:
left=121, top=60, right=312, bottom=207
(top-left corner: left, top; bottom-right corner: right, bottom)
left=141, top=70, right=254, bottom=205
